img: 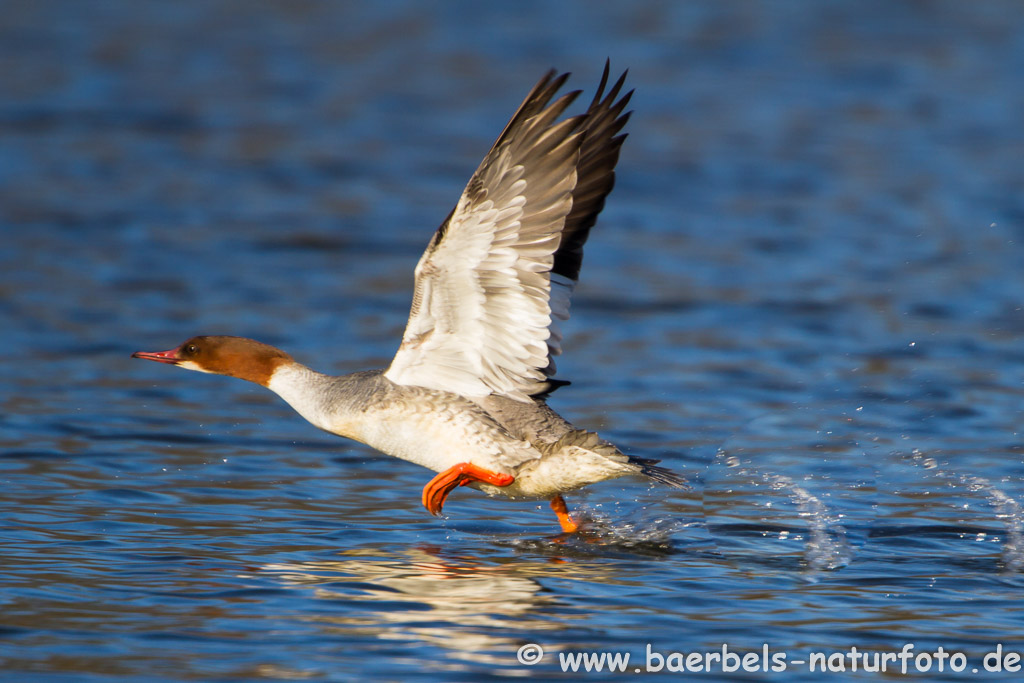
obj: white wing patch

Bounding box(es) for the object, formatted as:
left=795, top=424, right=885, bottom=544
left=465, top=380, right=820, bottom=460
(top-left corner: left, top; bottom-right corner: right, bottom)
left=384, top=66, right=629, bottom=402
left=385, top=152, right=577, bottom=400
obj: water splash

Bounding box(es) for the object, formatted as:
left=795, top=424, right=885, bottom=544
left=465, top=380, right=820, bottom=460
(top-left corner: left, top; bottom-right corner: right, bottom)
left=968, top=478, right=1024, bottom=571
left=572, top=506, right=695, bottom=545
left=704, top=408, right=875, bottom=574
left=906, top=449, right=1024, bottom=572
left=498, top=504, right=704, bottom=558
left=766, top=473, right=853, bottom=571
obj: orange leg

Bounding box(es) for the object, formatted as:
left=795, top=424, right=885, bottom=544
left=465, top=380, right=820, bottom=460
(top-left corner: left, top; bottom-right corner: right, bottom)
left=421, top=463, right=514, bottom=516
left=550, top=494, right=579, bottom=533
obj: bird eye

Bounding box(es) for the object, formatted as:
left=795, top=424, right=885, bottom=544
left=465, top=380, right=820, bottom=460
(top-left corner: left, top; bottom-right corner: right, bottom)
left=185, top=344, right=199, bottom=355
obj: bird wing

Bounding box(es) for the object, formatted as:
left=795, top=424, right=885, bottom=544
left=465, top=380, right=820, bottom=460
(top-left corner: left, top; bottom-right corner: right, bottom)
left=384, top=64, right=632, bottom=402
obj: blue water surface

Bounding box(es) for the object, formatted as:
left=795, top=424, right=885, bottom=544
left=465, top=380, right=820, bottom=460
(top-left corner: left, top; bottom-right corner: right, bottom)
left=3, top=1, right=1024, bottom=680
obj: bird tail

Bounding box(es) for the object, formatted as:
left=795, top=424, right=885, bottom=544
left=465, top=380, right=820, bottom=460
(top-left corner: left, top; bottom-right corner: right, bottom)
left=628, top=456, right=690, bottom=489
left=537, top=430, right=690, bottom=490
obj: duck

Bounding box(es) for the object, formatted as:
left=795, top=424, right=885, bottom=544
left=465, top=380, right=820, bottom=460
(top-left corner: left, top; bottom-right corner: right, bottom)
left=133, top=62, right=687, bottom=533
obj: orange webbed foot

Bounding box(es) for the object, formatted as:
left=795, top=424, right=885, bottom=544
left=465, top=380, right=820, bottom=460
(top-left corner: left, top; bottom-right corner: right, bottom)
left=550, top=494, right=579, bottom=533
left=421, top=463, right=515, bottom=516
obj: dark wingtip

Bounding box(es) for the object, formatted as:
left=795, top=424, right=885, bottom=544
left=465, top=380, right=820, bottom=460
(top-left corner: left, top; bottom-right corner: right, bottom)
left=592, top=60, right=612, bottom=106
left=529, top=378, right=572, bottom=400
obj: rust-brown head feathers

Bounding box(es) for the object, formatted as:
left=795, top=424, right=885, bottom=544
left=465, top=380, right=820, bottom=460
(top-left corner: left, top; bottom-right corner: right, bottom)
left=132, top=336, right=293, bottom=386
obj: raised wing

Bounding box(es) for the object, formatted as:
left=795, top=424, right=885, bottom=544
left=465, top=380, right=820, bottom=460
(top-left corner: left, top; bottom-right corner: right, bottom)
left=384, top=63, right=632, bottom=401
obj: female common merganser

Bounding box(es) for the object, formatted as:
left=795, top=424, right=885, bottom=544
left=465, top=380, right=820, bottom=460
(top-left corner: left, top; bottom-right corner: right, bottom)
left=133, top=63, right=686, bottom=533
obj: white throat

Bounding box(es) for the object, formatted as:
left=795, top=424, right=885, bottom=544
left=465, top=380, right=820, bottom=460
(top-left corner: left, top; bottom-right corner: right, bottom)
left=266, top=363, right=332, bottom=432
